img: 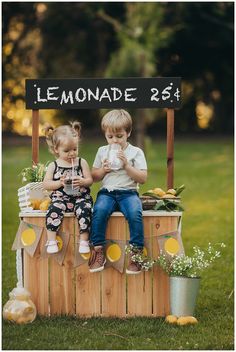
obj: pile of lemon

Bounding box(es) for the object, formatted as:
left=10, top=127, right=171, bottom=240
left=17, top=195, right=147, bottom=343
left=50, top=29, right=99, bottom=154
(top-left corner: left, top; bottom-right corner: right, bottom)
left=147, top=188, right=177, bottom=198
left=165, top=315, right=198, bottom=325
left=30, top=198, right=51, bottom=211
left=144, top=184, right=185, bottom=199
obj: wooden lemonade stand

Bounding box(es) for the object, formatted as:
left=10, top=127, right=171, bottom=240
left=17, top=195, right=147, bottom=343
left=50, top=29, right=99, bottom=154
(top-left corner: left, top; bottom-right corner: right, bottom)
left=19, top=78, right=182, bottom=317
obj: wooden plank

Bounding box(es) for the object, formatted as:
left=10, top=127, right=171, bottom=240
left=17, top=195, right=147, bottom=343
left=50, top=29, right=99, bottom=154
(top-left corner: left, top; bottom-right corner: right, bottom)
left=152, top=216, right=179, bottom=316
left=23, top=217, right=49, bottom=315
left=102, top=217, right=126, bottom=317
left=75, top=221, right=101, bottom=317
left=127, top=217, right=153, bottom=316
left=32, top=110, right=39, bottom=164
left=49, top=217, right=75, bottom=315
left=167, top=108, right=174, bottom=189
left=19, top=211, right=182, bottom=218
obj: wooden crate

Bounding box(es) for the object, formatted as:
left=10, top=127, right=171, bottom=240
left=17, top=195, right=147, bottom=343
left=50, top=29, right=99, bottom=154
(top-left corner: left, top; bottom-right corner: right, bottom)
left=21, top=211, right=182, bottom=317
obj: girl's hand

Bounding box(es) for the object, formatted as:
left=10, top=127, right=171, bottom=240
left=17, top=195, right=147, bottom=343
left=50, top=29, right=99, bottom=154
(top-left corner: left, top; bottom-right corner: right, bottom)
left=117, top=150, right=128, bottom=168
left=60, top=176, right=66, bottom=187
left=102, top=159, right=112, bottom=173
left=72, top=176, right=85, bottom=187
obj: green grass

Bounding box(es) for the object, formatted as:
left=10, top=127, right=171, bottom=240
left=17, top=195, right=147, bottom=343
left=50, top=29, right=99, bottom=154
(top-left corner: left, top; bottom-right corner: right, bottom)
left=2, top=137, right=234, bottom=350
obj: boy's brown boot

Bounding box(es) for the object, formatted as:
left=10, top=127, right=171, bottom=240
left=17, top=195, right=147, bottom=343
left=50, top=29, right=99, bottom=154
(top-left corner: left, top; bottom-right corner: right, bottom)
left=126, top=248, right=142, bottom=275
left=88, top=246, right=106, bottom=273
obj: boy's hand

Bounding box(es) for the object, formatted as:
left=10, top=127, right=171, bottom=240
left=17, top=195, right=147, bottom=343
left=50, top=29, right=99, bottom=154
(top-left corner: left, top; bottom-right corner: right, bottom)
left=102, top=159, right=112, bottom=173
left=117, top=150, right=128, bottom=168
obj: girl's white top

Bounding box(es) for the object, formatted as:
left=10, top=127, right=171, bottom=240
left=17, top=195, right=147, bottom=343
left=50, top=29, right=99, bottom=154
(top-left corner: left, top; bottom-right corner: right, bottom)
left=93, top=143, right=147, bottom=191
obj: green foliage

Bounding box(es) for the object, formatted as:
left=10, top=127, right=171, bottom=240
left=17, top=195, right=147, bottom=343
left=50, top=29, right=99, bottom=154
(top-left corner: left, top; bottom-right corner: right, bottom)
left=19, top=162, right=48, bottom=183
left=154, top=199, right=184, bottom=212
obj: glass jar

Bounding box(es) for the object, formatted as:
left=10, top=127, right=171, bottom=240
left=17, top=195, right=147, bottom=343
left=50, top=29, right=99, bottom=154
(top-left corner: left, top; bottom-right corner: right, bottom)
left=108, top=144, right=123, bottom=170
left=3, top=284, right=37, bottom=324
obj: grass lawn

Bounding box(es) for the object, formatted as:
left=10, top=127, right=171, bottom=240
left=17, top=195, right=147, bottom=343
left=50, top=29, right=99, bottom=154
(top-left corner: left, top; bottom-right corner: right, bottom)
left=2, top=136, right=234, bottom=350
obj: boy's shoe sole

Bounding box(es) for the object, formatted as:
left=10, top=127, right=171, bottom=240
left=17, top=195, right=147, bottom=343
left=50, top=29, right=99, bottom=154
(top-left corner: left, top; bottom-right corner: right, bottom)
left=126, top=269, right=142, bottom=275
left=89, top=259, right=106, bottom=273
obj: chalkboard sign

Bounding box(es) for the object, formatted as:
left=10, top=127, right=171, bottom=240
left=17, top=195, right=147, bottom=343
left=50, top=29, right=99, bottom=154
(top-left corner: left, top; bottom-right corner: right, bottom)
left=25, top=77, right=181, bottom=109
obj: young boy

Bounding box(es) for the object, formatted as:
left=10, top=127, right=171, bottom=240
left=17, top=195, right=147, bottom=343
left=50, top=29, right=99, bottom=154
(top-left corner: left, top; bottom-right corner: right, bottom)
left=88, top=109, right=147, bottom=274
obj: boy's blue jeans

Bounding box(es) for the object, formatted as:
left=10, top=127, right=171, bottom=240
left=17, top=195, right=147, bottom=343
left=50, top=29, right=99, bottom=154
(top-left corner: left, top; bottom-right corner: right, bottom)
left=90, top=189, right=144, bottom=248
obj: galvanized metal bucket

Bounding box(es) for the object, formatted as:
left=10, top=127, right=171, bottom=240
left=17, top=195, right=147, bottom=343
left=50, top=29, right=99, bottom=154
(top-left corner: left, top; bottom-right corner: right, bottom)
left=170, top=276, right=200, bottom=317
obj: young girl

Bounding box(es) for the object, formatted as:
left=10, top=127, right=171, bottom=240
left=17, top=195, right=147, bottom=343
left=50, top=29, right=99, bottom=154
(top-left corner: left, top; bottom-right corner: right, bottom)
left=43, top=122, right=93, bottom=254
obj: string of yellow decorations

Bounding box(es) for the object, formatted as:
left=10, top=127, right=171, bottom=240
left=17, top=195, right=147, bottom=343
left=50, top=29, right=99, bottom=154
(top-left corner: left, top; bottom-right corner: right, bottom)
left=12, top=221, right=183, bottom=272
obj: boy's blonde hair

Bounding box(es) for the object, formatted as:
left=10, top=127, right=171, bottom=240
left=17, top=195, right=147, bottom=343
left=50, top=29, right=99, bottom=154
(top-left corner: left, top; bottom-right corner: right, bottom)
left=101, top=109, right=132, bottom=133
left=44, top=121, right=81, bottom=156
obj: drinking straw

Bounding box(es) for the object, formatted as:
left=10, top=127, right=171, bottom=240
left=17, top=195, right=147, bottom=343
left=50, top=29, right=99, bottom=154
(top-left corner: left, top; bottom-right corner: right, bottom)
left=71, top=158, right=74, bottom=190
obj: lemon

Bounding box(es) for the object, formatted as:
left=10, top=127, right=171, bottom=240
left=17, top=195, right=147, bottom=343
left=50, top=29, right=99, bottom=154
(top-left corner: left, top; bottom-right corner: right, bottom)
left=177, top=316, right=190, bottom=325
left=164, top=238, right=180, bottom=255
left=106, top=243, right=122, bottom=262
left=166, top=189, right=177, bottom=196
left=185, top=316, right=198, bottom=324
left=30, top=199, right=41, bottom=210
left=21, top=228, right=36, bottom=246
left=177, top=316, right=198, bottom=325
left=162, top=194, right=176, bottom=198
left=153, top=188, right=166, bottom=197
left=39, top=198, right=51, bottom=211
left=165, top=315, right=178, bottom=324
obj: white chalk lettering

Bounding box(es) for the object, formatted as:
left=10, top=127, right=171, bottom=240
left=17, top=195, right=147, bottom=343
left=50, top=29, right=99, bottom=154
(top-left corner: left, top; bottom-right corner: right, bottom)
left=111, top=87, right=122, bottom=101
left=125, top=88, right=137, bottom=102
left=162, top=86, right=171, bottom=100
left=150, top=88, right=159, bottom=101
left=75, top=88, right=86, bottom=102
left=87, top=87, right=99, bottom=101
left=60, top=91, right=74, bottom=105
left=99, top=88, right=112, bottom=102
left=37, top=88, right=47, bottom=102
left=47, top=87, right=59, bottom=100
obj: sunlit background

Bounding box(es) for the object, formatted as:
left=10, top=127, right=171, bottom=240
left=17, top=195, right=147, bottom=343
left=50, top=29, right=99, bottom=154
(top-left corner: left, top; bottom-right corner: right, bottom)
left=2, top=2, right=233, bottom=141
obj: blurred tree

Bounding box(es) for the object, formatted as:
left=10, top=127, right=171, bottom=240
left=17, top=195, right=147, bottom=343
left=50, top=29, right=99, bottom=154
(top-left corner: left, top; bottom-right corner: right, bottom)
left=155, top=2, right=234, bottom=134
left=101, top=3, right=177, bottom=148
left=3, top=3, right=41, bottom=133
left=2, top=2, right=234, bottom=136
left=39, top=2, right=126, bottom=130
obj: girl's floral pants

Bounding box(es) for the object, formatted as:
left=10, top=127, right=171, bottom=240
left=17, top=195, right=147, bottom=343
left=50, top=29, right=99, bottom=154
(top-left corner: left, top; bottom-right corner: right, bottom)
left=46, top=191, right=93, bottom=234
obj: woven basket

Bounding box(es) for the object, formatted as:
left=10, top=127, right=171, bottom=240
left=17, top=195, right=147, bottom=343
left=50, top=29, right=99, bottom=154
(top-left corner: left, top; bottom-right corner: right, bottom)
left=140, top=196, right=157, bottom=210
left=18, top=182, right=48, bottom=212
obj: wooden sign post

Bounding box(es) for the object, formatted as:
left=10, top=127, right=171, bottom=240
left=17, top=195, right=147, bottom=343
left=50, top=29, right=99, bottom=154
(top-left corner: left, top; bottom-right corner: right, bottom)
left=26, top=77, right=181, bottom=188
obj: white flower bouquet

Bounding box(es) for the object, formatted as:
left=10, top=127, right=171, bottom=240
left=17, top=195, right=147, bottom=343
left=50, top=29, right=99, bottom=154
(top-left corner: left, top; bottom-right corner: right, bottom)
left=126, top=242, right=225, bottom=276
left=156, top=242, right=226, bottom=278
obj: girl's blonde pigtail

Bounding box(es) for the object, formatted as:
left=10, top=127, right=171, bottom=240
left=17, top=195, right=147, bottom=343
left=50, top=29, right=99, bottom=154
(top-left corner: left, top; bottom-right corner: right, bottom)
left=70, top=121, right=81, bottom=137
left=44, top=124, right=55, bottom=155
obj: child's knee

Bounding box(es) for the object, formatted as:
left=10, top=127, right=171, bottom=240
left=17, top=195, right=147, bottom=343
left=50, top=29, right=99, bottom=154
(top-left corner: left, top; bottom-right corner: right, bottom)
left=48, top=201, right=66, bottom=212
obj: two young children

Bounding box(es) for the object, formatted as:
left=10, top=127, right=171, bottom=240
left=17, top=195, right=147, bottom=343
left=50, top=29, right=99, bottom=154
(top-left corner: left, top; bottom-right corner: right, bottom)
left=43, top=109, right=148, bottom=274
